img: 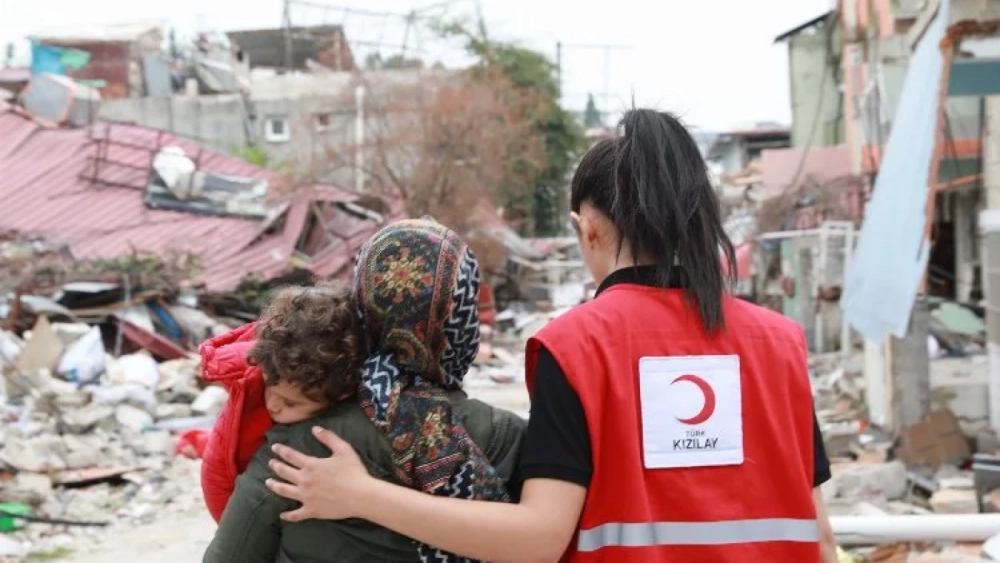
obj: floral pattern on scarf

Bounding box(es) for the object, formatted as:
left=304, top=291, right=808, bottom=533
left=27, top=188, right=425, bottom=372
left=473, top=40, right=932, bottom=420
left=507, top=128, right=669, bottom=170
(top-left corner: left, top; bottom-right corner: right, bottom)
left=354, top=218, right=509, bottom=563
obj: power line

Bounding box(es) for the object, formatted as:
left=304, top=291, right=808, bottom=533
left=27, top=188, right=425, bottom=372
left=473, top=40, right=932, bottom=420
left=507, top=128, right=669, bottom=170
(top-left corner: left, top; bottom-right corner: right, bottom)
left=785, top=10, right=841, bottom=192
left=555, top=42, right=631, bottom=113
left=286, top=0, right=403, bottom=20
left=284, top=0, right=473, bottom=67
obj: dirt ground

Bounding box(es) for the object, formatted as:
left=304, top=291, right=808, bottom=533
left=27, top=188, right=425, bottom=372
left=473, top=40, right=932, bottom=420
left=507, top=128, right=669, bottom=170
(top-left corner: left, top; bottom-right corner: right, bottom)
left=61, top=508, right=214, bottom=563
left=57, top=384, right=528, bottom=563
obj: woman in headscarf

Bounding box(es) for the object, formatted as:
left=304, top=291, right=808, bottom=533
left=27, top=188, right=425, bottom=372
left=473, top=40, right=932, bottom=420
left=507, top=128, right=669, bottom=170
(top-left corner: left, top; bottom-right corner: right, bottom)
left=350, top=217, right=514, bottom=562
left=202, top=218, right=523, bottom=563
left=265, top=110, right=838, bottom=563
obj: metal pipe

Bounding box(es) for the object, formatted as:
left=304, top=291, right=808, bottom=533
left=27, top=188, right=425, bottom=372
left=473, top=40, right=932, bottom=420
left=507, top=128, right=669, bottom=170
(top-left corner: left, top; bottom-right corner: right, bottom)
left=841, top=224, right=855, bottom=357
left=354, top=84, right=365, bottom=193
left=832, top=514, right=1000, bottom=545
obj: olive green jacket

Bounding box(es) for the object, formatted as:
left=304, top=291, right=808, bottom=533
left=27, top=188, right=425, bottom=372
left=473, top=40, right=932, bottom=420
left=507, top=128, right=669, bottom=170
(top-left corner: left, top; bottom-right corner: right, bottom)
left=202, top=391, right=526, bottom=563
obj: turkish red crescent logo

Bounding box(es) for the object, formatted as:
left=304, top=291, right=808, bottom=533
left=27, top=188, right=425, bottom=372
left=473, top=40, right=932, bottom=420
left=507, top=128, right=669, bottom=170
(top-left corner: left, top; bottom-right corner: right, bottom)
left=670, top=374, right=716, bottom=425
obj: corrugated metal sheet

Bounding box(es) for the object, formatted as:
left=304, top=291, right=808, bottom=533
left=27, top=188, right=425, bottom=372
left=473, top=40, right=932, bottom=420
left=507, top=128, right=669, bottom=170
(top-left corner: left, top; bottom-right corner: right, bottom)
left=0, top=101, right=395, bottom=291
left=839, top=0, right=950, bottom=342
left=0, top=68, right=31, bottom=84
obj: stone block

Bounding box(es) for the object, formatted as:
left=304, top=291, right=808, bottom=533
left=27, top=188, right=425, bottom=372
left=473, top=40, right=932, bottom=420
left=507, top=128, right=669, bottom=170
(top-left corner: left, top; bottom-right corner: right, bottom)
left=832, top=461, right=908, bottom=501
left=930, top=488, right=980, bottom=514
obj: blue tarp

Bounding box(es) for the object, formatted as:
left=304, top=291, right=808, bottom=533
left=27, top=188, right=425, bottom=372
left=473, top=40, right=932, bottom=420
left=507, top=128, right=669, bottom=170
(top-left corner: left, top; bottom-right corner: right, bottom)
left=29, top=41, right=91, bottom=76
left=839, top=0, right=950, bottom=342
left=30, top=42, right=65, bottom=75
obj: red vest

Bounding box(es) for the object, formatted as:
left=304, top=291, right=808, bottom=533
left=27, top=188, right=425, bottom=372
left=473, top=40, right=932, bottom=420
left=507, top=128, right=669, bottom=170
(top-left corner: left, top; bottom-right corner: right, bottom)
left=527, top=284, right=819, bottom=563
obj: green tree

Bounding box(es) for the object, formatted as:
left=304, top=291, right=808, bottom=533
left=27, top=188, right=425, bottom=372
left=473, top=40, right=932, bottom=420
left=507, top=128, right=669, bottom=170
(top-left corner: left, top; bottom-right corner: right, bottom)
left=437, top=20, right=586, bottom=236
left=584, top=93, right=603, bottom=128
left=232, top=143, right=269, bottom=168
left=365, top=51, right=425, bottom=70
left=364, top=52, right=383, bottom=69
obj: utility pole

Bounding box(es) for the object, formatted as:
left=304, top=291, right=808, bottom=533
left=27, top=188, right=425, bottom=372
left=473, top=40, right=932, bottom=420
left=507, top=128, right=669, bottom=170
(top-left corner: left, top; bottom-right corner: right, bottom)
left=556, top=42, right=562, bottom=95
left=282, top=0, right=293, bottom=72
left=354, top=84, right=365, bottom=193
left=555, top=42, right=631, bottom=116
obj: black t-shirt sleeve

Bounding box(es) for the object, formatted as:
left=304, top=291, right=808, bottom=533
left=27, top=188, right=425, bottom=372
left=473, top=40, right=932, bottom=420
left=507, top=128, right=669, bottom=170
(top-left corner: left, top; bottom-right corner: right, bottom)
left=517, top=345, right=832, bottom=490
left=813, top=410, right=832, bottom=487
left=517, top=346, right=593, bottom=487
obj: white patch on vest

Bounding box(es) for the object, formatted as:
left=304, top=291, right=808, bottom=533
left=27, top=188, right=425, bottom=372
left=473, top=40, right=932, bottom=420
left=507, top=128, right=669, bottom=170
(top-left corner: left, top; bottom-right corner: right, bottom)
left=638, top=355, right=744, bottom=469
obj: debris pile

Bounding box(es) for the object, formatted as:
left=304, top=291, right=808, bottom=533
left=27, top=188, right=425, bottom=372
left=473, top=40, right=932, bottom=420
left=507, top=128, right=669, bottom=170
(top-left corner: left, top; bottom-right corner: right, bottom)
left=0, top=241, right=232, bottom=560
left=0, top=315, right=217, bottom=560
left=929, top=297, right=986, bottom=358
left=0, top=230, right=592, bottom=560
left=810, top=348, right=1000, bottom=561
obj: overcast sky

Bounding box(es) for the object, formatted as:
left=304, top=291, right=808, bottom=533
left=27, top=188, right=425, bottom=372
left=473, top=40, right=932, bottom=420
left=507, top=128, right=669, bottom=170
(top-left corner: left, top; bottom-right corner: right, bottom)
left=0, top=0, right=833, bottom=131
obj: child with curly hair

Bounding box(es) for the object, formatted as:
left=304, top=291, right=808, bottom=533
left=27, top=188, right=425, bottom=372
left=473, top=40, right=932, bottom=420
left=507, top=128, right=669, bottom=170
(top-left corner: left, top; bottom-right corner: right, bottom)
left=199, top=281, right=366, bottom=522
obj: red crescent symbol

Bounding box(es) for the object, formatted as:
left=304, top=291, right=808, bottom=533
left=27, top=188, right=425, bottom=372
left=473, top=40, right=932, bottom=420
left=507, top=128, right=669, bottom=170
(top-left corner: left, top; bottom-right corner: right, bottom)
left=671, top=374, right=716, bottom=425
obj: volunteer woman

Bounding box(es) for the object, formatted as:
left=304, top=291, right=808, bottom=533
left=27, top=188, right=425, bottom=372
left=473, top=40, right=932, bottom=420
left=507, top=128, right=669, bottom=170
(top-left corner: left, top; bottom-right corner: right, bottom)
left=266, top=108, right=839, bottom=563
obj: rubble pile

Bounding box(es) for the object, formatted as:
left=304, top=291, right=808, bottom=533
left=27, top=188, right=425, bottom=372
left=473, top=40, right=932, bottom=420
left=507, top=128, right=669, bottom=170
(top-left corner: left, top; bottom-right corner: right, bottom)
left=0, top=317, right=219, bottom=560
left=9, top=227, right=998, bottom=561
left=928, top=297, right=986, bottom=359
left=0, top=240, right=235, bottom=560
left=810, top=350, right=1000, bottom=562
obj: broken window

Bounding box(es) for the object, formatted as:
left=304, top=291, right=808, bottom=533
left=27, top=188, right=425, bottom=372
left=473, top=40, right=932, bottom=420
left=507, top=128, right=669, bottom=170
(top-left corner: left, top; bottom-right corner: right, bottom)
left=315, top=112, right=332, bottom=131
left=264, top=116, right=290, bottom=143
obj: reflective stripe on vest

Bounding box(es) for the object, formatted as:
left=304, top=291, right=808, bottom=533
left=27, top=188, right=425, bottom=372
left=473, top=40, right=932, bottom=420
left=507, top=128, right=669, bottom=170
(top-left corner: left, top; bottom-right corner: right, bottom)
left=577, top=518, right=820, bottom=552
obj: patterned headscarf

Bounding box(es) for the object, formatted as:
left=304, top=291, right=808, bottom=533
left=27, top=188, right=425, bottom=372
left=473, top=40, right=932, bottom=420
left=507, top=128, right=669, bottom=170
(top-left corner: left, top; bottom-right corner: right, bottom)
left=354, top=218, right=509, bottom=563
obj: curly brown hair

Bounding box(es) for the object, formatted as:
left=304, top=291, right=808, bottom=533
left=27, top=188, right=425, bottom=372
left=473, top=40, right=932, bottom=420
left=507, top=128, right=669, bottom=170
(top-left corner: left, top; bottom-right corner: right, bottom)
left=247, top=281, right=366, bottom=403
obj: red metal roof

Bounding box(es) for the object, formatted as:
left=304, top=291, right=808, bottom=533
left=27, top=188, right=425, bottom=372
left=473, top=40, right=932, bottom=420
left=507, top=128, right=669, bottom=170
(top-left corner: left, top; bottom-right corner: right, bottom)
left=0, top=68, right=31, bottom=84
left=0, top=101, right=397, bottom=291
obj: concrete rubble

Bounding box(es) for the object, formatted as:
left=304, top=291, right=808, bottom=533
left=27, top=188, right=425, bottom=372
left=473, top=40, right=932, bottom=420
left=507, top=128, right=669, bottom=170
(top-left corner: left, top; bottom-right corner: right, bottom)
left=0, top=236, right=232, bottom=560
left=0, top=340, right=207, bottom=561
left=810, top=334, right=1000, bottom=562
left=0, top=316, right=214, bottom=561
left=0, top=232, right=584, bottom=561
left=4, top=227, right=997, bottom=561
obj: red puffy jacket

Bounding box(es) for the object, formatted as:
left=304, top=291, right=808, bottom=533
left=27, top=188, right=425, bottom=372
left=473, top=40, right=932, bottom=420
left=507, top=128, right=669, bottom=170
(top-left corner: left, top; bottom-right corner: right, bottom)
left=198, top=323, right=273, bottom=522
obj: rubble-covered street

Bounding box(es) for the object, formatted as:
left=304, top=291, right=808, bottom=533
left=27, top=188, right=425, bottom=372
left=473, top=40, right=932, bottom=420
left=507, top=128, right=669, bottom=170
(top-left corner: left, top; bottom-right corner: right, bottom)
left=0, top=231, right=542, bottom=561
left=0, top=316, right=534, bottom=561
left=4, top=0, right=1000, bottom=560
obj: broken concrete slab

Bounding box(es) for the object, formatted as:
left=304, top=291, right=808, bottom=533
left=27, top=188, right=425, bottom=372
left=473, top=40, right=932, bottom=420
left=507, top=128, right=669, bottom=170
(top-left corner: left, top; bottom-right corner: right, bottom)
left=12, top=473, right=53, bottom=497
left=832, top=461, right=909, bottom=501
left=62, top=404, right=115, bottom=434
left=190, top=385, right=227, bottom=416
left=931, top=488, right=980, bottom=514
left=137, top=430, right=173, bottom=457
left=115, top=404, right=154, bottom=432
left=154, top=403, right=193, bottom=420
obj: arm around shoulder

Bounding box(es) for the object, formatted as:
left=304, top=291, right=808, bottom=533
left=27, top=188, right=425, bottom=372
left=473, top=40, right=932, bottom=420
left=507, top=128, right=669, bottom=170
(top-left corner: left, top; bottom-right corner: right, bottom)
left=350, top=346, right=588, bottom=563
left=356, top=475, right=585, bottom=563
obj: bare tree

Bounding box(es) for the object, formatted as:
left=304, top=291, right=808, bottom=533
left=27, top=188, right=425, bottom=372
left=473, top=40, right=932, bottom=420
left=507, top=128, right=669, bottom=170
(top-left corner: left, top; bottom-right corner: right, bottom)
left=755, top=175, right=863, bottom=234
left=301, top=68, right=546, bottom=228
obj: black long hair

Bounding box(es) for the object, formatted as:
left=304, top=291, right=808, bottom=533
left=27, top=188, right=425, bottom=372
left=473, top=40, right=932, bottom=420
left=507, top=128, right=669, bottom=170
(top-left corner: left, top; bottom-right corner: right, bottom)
left=570, top=108, right=737, bottom=332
